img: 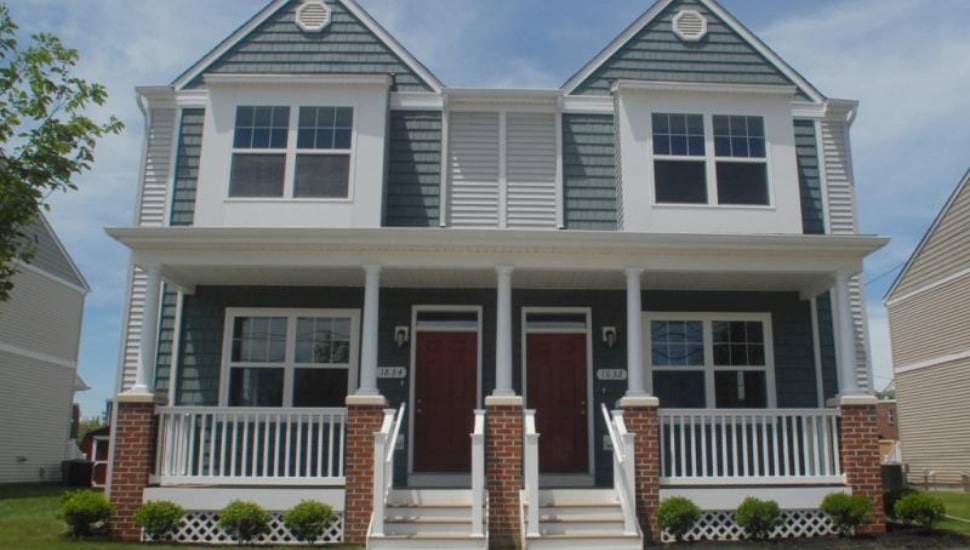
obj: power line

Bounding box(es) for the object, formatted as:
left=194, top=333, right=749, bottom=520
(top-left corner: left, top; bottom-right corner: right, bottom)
left=865, top=262, right=905, bottom=286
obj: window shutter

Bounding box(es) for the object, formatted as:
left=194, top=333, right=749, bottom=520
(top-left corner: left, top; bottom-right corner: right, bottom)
left=506, top=113, right=558, bottom=228
left=447, top=112, right=500, bottom=228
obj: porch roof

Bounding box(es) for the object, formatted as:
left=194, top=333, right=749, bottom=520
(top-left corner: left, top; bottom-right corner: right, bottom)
left=106, top=227, right=888, bottom=296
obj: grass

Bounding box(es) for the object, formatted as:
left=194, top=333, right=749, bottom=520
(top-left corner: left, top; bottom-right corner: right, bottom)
left=926, top=490, right=970, bottom=535
left=0, top=484, right=362, bottom=549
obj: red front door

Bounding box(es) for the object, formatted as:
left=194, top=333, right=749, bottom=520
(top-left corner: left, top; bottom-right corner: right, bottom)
left=527, top=333, right=589, bottom=473
left=413, top=331, right=478, bottom=472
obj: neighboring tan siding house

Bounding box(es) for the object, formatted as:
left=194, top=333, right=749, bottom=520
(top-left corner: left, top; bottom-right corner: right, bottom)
left=886, top=169, right=970, bottom=486
left=0, top=216, right=89, bottom=483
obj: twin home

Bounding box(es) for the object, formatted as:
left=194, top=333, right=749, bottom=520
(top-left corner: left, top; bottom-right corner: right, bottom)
left=106, top=0, right=889, bottom=547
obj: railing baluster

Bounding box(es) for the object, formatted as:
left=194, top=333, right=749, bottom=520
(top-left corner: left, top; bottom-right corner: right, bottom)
left=699, top=414, right=708, bottom=477
left=295, top=413, right=304, bottom=478
left=719, top=413, right=727, bottom=477
left=678, top=414, right=686, bottom=478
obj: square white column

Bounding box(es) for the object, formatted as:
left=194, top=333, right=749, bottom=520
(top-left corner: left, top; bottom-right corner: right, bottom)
left=625, top=268, right=648, bottom=397
left=493, top=265, right=515, bottom=396
left=130, top=265, right=162, bottom=395
left=834, top=272, right=860, bottom=395
left=357, top=265, right=382, bottom=396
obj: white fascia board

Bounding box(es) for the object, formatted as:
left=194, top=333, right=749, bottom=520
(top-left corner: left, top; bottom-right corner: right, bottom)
left=561, top=95, right=615, bottom=114
left=203, top=73, right=392, bottom=88
left=444, top=88, right=561, bottom=108
left=136, top=86, right=176, bottom=109
left=176, top=89, right=209, bottom=108
left=391, top=92, right=444, bottom=111
left=825, top=98, right=860, bottom=124
left=792, top=100, right=827, bottom=119
left=612, top=80, right=796, bottom=97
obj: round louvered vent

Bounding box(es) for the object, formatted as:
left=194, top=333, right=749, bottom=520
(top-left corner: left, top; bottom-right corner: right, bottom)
left=296, top=0, right=332, bottom=32
left=672, top=9, right=708, bottom=42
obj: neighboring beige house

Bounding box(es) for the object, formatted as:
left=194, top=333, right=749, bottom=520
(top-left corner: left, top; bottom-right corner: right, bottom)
left=0, top=216, right=89, bottom=484
left=886, top=169, right=970, bottom=486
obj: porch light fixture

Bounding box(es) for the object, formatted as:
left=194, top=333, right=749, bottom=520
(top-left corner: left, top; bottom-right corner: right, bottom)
left=394, top=326, right=410, bottom=348
left=602, top=326, right=618, bottom=348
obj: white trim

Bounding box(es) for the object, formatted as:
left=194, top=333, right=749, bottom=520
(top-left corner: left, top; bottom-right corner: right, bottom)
left=613, top=80, right=796, bottom=97
left=438, top=108, right=450, bottom=228
left=390, top=92, right=444, bottom=111
left=561, top=95, right=615, bottom=114
left=498, top=111, right=508, bottom=228
left=204, top=73, right=392, bottom=88
left=218, top=307, right=361, bottom=407
left=407, top=305, right=483, bottom=475
left=895, top=348, right=970, bottom=375
left=294, top=0, right=331, bottom=33
left=886, top=265, right=970, bottom=307
left=814, top=118, right=833, bottom=235
left=16, top=262, right=88, bottom=296
left=810, top=297, right=825, bottom=408
left=555, top=110, right=565, bottom=229
left=643, top=312, right=777, bottom=409
left=172, top=0, right=442, bottom=93
left=672, top=9, right=708, bottom=42
left=166, top=291, right=185, bottom=406
left=561, top=0, right=825, bottom=103
left=163, top=106, right=184, bottom=227
left=176, top=89, right=209, bottom=108
left=0, top=341, right=77, bottom=370
left=521, top=307, right=595, bottom=477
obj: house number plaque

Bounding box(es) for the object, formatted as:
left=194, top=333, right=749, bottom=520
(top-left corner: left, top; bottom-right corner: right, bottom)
left=377, top=367, right=407, bottom=379
left=596, top=369, right=627, bottom=381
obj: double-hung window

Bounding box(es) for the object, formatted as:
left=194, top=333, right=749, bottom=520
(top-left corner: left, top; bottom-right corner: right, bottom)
left=229, top=106, right=354, bottom=199
left=222, top=309, right=359, bottom=408
left=646, top=313, right=775, bottom=408
left=651, top=113, right=770, bottom=207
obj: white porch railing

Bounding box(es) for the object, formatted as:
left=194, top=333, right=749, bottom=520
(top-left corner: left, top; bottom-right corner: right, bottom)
left=601, top=405, right=639, bottom=536
left=659, top=409, right=843, bottom=485
left=523, top=410, right=540, bottom=538
left=471, top=409, right=487, bottom=537
left=155, top=407, right=347, bottom=486
left=371, top=404, right=405, bottom=537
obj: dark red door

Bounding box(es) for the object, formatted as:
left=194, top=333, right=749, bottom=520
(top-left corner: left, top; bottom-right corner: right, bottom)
left=413, top=331, right=478, bottom=472
left=527, top=333, right=589, bottom=473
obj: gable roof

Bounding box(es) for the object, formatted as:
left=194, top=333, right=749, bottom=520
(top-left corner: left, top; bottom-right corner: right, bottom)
left=561, top=0, right=824, bottom=103
left=21, top=215, right=89, bottom=293
left=885, top=168, right=970, bottom=301
left=172, top=0, right=443, bottom=93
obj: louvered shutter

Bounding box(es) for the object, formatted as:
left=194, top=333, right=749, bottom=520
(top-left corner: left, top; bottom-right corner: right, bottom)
left=447, top=112, right=501, bottom=228
left=506, top=113, right=558, bottom=228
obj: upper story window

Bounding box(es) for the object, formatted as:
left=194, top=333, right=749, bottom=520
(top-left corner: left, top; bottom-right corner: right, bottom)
left=651, top=113, right=770, bottom=207
left=228, top=106, right=354, bottom=200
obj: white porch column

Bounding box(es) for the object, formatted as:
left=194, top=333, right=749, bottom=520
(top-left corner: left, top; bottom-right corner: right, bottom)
left=834, top=272, right=860, bottom=395
left=625, top=268, right=648, bottom=397
left=131, top=265, right=162, bottom=395
left=357, top=265, right=382, bottom=396
left=494, top=265, right=515, bottom=396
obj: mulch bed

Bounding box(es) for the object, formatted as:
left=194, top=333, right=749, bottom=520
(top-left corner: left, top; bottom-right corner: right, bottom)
left=657, top=524, right=970, bottom=549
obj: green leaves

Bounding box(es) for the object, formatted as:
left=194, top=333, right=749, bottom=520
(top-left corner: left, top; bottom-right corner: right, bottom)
left=0, top=3, right=123, bottom=301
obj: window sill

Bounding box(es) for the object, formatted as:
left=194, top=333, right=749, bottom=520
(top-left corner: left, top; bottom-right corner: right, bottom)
left=651, top=202, right=776, bottom=211
left=224, top=197, right=354, bottom=205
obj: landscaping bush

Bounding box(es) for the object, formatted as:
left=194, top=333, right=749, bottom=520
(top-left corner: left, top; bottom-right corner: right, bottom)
left=884, top=487, right=917, bottom=518
left=133, top=500, right=185, bottom=541
left=218, top=500, right=271, bottom=544
left=895, top=492, right=946, bottom=529
left=821, top=492, right=873, bottom=536
left=735, top=497, right=781, bottom=540
left=282, top=500, right=336, bottom=543
left=59, top=490, right=114, bottom=537
left=656, top=496, right=701, bottom=542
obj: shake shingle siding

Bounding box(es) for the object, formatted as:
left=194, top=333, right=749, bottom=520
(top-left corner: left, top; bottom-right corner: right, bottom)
left=169, top=109, right=205, bottom=227
left=562, top=114, right=617, bottom=230
left=187, top=0, right=433, bottom=92
left=384, top=111, right=442, bottom=227
left=22, top=219, right=84, bottom=288
left=572, top=0, right=811, bottom=100
left=795, top=119, right=826, bottom=235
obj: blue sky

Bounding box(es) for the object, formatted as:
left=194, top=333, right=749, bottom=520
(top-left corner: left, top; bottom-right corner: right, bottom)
left=7, top=0, right=970, bottom=417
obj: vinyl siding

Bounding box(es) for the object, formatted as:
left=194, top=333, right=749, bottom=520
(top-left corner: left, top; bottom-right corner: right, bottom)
left=187, top=0, right=433, bottom=92
left=138, top=107, right=176, bottom=227
left=384, top=111, right=442, bottom=227
left=153, top=286, right=179, bottom=401
left=447, top=112, right=501, bottom=228
left=119, top=267, right=148, bottom=392
left=888, top=274, right=970, bottom=368
left=169, top=109, right=205, bottom=227
left=506, top=113, right=558, bottom=229
left=0, top=268, right=84, bottom=361
left=562, top=114, right=618, bottom=230
left=891, top=177, right=970, bottom=297
left=794, top=119, right=825, bottom=235
left=20, top=219, right=85, bottom=289
left=0, top=351, right=75, bottom=483
left=572, top=0, right=812, bottom=100
left=895, top=358, right=970, bottom=485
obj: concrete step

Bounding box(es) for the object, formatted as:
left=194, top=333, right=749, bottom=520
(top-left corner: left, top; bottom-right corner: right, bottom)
left=388, top=488, right=472, bottom=506
left=383, top=516, right=474, bottom=536
left=369, top=532, right=487, bottom=550
left=536, top=488, right=617, bottom=506
left=385, top=503, right=474, bottom=520
left=525, top=532, right=643, bottom=550
left=538, top=504, right=625, bottom=522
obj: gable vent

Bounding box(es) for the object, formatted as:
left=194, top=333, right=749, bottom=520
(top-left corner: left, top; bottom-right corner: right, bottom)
left=296, top=0, right=332, bottom=32
left=672, top=9, right=708, bottom=42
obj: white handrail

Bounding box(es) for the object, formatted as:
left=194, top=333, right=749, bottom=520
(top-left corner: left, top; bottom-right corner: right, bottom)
left=372, top=404, right=405, bottom=538
left=601, top=404, right=639, bottom=536
left=523, top=410, right=540, bottom=538
left=471, top=410, right=486, bottom=537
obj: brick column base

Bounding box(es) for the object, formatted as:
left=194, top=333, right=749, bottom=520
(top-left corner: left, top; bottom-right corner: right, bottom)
left=343, top=395, right=388, bottom=545
left=486, top=396, right=524, bottom=549
left=621, top=396, right=661, bottom=542
left=108, top=394, right=158, bottom=541
left=839, top=396, right=886, bottom=535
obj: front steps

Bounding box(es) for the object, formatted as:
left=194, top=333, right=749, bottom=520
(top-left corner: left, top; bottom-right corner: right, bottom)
left=367, top=489, right=486, bottom=550
left=524, top=489, right=643, bottom=550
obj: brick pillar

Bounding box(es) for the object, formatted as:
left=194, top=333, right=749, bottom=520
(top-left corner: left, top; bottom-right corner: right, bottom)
left=620, top=396, right=661, bottom=542
left=109, top=396, right=157, bottom=541
left=343, top=396, right=388, bottom=544
left=839, top=396, right=886, bottom=535
left=486, top=396, right=523, bottom=549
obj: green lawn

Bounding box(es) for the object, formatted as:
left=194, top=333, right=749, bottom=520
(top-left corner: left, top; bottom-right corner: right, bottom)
left=929, top=490, right=970, bottom=535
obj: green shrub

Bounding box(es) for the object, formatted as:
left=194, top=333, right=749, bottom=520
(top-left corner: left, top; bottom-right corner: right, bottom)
left=133, top=500, right=185, bottom=541
left=219, top=500, right=271, bottom=544
left=60, top=490, right=114, bottom=537
left=820, top=492, right=873, bottom=536
left=884, top=487, right=917, bottom=518
left=735, top=497, right=781, bottom=540
left=895, top=492, right=946, bottom=529
left=282, top=500, right=336, bottom=543
left=656, top=496, right=701, bottom=542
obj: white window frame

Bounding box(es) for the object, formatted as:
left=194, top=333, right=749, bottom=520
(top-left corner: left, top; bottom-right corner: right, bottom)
left=643, top=312, right=776, bottom=409
left=649, top=112, right=774, bottom=209
left=219, top=307, right=361, bottom=408
left=228, top=105, right=356, bottom=202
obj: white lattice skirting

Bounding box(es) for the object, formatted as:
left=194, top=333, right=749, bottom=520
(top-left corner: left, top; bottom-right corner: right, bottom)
left=145, top=511, right=344, bottom=545
left=661, top=510, right=838, bottom=543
